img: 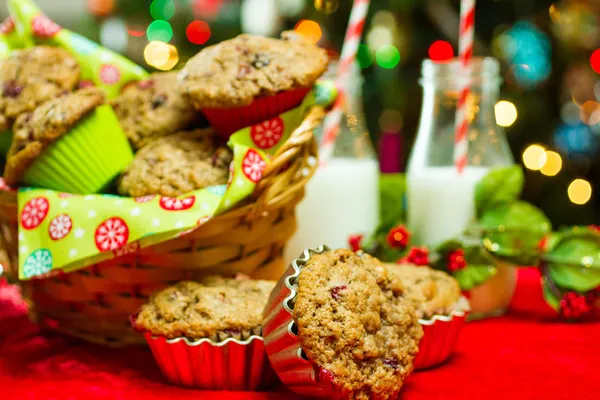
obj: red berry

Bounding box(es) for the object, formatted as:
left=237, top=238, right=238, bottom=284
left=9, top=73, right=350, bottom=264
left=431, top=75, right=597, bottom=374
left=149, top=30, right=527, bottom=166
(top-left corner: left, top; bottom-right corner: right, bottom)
left=448, top=249, right=467, bottom=272
left=560, top=292, right=592, bottom=320
left=387, top=225, right=411, bottom=249
left=348, top=234, right=363, bottom=252
left=400, top=246, right=429, bottom=266
left=331, top=285, right=347, bottom=300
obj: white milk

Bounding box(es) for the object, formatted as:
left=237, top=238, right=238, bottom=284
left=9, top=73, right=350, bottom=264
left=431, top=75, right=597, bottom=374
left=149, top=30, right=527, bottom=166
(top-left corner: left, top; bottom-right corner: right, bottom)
left=285, top=158, right=380, bottom=263
left=407, top=166, right=490, bottom=247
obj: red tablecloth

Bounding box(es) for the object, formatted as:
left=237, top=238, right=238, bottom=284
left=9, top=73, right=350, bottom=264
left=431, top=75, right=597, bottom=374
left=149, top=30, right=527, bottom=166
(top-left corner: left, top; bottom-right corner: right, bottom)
left=0, top=268, right=597, bottom=399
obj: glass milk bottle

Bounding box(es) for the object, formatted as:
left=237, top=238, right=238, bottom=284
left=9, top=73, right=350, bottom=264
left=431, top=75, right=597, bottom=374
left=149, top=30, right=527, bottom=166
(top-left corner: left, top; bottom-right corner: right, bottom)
left=407, top=58, right=516, bottom=317
left=284, top=62, right=379, bottom=263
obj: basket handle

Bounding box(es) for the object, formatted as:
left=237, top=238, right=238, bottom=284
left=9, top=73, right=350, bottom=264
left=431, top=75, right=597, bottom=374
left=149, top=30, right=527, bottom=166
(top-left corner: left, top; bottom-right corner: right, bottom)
left=249, top=106, right=325, bottom=219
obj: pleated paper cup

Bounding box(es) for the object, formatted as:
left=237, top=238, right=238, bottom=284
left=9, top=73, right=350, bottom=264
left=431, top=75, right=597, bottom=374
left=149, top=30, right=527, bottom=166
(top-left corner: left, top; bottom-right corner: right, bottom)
left=203, top=88, right=311, bottom=138
left=414, top=297, right=470, bottom=370
left=23, top=105, right=133, bottom=194
left=142, top=333, right=278, bottom=390
left=262, top=245, right=335, bottom=398
left=0, top=129, right=12, bottom=156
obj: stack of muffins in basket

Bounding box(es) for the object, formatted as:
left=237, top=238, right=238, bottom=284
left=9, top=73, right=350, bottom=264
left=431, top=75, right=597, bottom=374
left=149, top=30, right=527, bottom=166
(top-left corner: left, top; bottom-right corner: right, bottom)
left=1, top=27, right=470, bottom=399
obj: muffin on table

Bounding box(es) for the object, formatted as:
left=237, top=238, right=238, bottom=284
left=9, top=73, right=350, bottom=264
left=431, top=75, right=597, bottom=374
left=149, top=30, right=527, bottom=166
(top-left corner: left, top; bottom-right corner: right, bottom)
left=134, top=277, right=275, bottom=341
left=112, top=72, right=199, bottom=150
left=3, top=87, right=132, bottom=194
left=263, top=248, right=423, bottom=400
left=385, top=263, right=470, bottom=370
left=178, top=31, right=329, bottom=135
left=0, top=46, right=80, bottom=132
left=385, top=263, right=464, bottom=319
left=132, top=277, right=278, bottom=390
left=118, top=129, right=232, bottom=197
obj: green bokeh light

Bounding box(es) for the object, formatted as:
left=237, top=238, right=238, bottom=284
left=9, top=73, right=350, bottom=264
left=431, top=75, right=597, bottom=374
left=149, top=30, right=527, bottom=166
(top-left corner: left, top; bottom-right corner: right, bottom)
left=376, top=45, right=400, bottom=69
left=150, top=0, right=176, bottom=21
left=147, top=20, right=173, bottom=43
left=357, top=43, right=373, bottom=68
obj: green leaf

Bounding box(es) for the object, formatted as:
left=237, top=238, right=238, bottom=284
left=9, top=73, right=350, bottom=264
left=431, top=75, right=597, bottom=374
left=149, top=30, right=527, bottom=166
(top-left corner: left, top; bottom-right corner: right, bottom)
left=379, top=174, right=406, bottom=232
left=434, top=239, right=463, bottom=255
left=478, top=201, right=551, bottom=265
left=542, top=282, right=560, bottom=311
left=474, top=166, right=524, bottom=217
left=453, top=264, right=498, bottom=291
left=544, top=231, right=600, bottom=292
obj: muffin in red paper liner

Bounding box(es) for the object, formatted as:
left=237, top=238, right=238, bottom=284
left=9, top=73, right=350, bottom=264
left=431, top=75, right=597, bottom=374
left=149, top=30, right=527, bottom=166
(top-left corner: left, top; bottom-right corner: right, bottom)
left=385, top=263, right=470, bottom=370
left=131, top=278, right=278, bottom=390
left=263, top=247, right=423, bottom=399
left=178, top=31, right=329, bottom=137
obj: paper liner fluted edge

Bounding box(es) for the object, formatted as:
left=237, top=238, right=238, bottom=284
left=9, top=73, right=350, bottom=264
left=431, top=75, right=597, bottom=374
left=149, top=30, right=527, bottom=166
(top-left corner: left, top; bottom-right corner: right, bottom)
left=132, top=316, right=278, bottom=390
left=262, top=245, right=333, bottom=398
left=414, top=296, right=470, bottom=370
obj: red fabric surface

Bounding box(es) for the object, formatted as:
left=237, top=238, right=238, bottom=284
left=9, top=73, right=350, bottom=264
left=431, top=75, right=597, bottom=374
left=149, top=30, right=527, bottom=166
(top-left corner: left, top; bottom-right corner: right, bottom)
left=0, top=268, right=597, bottom=399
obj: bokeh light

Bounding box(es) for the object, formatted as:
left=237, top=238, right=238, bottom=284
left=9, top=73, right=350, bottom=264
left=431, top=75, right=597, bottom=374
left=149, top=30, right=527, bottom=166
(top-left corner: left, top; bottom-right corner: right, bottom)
left=147, top=20, right=173, bottom=42
left=155, top=45, right=179, bottom=71
left=294, top=20, right=322, bottom=44
left=144, top=41, right=171, bottom=67
left=428, top=40, right=454, bottom=62
left=357, top=43, right=373, bottom=68
left=540, top=151, right=562, bottom=177
left=186, top=20, right=211, bottom=45
left=495, top=100, right=518, bottom=127
left=591, top=49, right=600, bottom=74
left=379, top=109, right=403, bottom=133
left=99, top=18, right=128, bottom=53
left=88, top=0, right=114, bottom=17
left=314, top=0, right=339, bottom=14
left=376, top=45, right=400, bottom=69
left=580, top=101, right=600, bottom=125
left=150, top=0, right=176, bottom=21
left=367, top=26, right=393, bottom=51
left=522, top=144, right=547, bottom=171
left=192, top=0, right=224, bottom=20
left=568, top=179, right=592, bottom=205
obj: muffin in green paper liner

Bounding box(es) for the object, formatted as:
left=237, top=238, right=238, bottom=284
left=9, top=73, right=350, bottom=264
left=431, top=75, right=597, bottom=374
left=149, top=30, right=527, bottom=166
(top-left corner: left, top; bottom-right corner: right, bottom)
left=4, top=87, right=133, bottom=194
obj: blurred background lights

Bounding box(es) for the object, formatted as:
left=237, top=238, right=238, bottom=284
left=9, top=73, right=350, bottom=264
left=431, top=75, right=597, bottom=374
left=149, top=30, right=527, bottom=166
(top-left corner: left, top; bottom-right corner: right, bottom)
left=580, top=101, right=600, bottom=125
left=554, top=122, right=598, bottom=155
left=192, top=0, right=224, bottom=20
left=294, top=20, right=322, bottom=44
left=155, top=44, right=179, bottom=71
left=375, top=45, right=400, bottom=69
left=186, top=20, right=211, bottom=45
left=357, top=43, right=373, bottom=68
left=88, top=0, right=114, bottom=17
left=591, top=49, right=600, bottom=74
left=367, top=26, right=394, bottom=51
left=540, top=150, right=562, bottom=176
left=568, top=178, right=592, bottom=205
left=144, top=41, right=170, bottom=67
left=378, top=109, right=403, bottom=133
left=241, top=0, right=280, bottom=36
left=150, top=0, right=176, bottom=21
left=561, top=102, right=581, bottom=125
left=146, top=20, right=173, bottom=42
left=495, top=100, right=518, bottom=127
left=277, top=0, right=305, bottom=17
left=314, top=0, right=339, bottom=15
left=522, top=144, right=547, bottom=170
left=99, top=18, right=128, bottom=53
left=428, top=40, right=454, bottom=62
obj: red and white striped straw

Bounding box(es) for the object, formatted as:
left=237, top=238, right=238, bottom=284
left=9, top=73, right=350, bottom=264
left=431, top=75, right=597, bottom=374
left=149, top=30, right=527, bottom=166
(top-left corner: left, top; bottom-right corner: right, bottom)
left=319, top=0, right=371, bottom=164
left=454, top=0, right=476, bottom=174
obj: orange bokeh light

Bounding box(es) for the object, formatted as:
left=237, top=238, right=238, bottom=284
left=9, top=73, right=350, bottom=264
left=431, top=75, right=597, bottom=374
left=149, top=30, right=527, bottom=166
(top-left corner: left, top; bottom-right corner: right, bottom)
left=294, top=20, right=322, bottom=44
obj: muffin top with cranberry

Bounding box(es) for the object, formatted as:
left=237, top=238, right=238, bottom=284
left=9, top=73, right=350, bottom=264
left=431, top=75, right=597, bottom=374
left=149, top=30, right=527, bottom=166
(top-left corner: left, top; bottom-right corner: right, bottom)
left=385, top=263, right=463, bottom=319
left=0, top=46, right=80, bottom=130
left=118, top=129, right=232, bottom=197
left=293, top=249, right=423, bottom=400
left=112, top=72, right=199, bottom=149
left=178, top=31, right=329, bottom=109
left=134, top=277, right=276, bottom=341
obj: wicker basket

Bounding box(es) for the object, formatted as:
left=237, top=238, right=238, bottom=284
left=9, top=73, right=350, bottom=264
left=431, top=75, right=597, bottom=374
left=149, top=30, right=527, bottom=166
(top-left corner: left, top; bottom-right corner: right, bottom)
left=0, top=106, right=325, bottom=347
